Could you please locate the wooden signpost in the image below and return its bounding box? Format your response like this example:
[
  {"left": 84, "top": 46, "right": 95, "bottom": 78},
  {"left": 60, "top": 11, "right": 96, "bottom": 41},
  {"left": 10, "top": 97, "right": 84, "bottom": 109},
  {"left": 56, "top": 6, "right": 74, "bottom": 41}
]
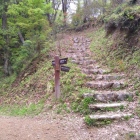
[{"left": 52, "top": 56, "right": 70, "bottom": 99}]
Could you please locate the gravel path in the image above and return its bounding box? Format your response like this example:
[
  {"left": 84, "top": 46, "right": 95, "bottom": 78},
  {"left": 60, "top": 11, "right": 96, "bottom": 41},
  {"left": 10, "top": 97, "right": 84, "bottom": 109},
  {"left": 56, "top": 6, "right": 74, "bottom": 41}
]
[
  {"left": 0, "top": 113, "right": 140, "bottom": 140},
  {"left": 0, "top": 113, "right": 93, "bottom": 140}
]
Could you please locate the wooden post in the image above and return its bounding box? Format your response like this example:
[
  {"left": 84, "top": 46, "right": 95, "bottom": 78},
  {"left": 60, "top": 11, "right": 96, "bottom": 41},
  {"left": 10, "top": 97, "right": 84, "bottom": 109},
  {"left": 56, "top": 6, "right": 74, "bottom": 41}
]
[{"left": 54, "top": 55, "right": 60, "bottom": 99}]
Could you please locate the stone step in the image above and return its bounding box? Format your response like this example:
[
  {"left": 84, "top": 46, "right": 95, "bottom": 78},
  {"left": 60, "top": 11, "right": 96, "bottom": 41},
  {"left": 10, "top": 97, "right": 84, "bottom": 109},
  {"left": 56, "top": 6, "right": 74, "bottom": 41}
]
[
  {"left": 86, "top": 73, "right": 125, "bottom": 81},
  {"left": 86, "top": 80, "right": 126, "bottom": 89},
  {"left": 71, "top": 56, "right": 90, "bottom": 61},
  {"left": 70, "top": 54, "right": 90, "bottom": 59},
  {"left": 89, "top": 112, "right": 132, "bottom": 120},
  {"left": 95, "top": 74, "right": 125, "bottom": 81},
  {"left": 72, "top": 60, "right": 96, "bottom": 66},
  {"left": 86, "top": 65, "right": 100, "bottom": 69},
  {"left": 66, "top": 50, "right": 75, "bottom": 53},
  {"left": 83, "top": 60, "right": 96, "bottom": 65},
  {"left": 83, "top": 68, "right": 111, "bottom": 75},
  {"left": 83, "top": 91, "right": 133, "bottom": 102},
  {"left": 86, "top": 64, "right": 111, "bottom": 71},
  {"left": 89, "top": 102, "right": 127, "bottom": 110}
]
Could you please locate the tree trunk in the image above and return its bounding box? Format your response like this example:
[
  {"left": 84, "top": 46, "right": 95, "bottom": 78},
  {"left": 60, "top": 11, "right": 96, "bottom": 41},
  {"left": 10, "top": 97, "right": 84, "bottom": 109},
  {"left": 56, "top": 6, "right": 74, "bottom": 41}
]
[
  {"left": 18, "top": 30, "right": 24, "bottom": 44},
  {"left": 2, "top": 6, "right": 12, "bottom": 76},
  {"left": 4, "top": 51, "right": 12, "bottom": 76},
  {"left": 62, "top": 0, "right": 68, "bottom": 26}
]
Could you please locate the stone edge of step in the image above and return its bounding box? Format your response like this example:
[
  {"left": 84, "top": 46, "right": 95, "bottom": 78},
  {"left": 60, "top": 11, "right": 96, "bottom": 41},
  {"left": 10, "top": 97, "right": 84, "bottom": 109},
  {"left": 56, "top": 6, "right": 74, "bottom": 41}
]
[
  {"left": 89, "top": 113, "right": 132, "bottom": 120},
  {"left": 89, "top": 102, "right": 127, "bottom": 109}
]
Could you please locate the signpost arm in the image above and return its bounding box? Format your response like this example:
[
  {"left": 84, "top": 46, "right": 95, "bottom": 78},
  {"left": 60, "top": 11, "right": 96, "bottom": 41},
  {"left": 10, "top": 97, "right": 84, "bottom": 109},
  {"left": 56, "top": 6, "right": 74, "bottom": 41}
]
[{"left": 55, "top": 55, "right": 60, "bottom": 99}]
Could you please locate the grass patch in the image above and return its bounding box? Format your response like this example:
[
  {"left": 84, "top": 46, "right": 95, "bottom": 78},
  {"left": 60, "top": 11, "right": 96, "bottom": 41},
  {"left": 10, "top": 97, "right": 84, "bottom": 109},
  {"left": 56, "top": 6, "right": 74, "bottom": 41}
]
[
  {"left": 71, "top": 97, "right": 95, "bottom": 115},
  {"left": 84, "top": 116, "right": 112, "bottom": 126},
  {"left": 135, "top": 106, "right": 140, "bottom": 118},
  {"left": 0, "top": 101, "right": 44, "bottom": 116},
  {"left": 89, "top": 27, "right": 127, "bottom": 72},
  {"left": 0, "top": 74, "right": 16, "bottom": 94}
]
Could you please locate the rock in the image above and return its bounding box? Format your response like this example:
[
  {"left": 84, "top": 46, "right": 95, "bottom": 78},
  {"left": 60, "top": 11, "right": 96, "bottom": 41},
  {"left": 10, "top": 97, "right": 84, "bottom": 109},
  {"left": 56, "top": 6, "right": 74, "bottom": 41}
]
[
  {"left": 82, "top": 69, "right": 90, "bottom": 74},
  {"left": 83, "top": 92, "right": 94, "bottom": 98},
  {"left": 94, "top": 94, "right": 106, "bottom": 102},
  {"left": 71, "top": 60, "right": 79, "bottom": 64},
  {"left": 83, "top": 91, "right": 133, "bottom": 102},
  {"left": 84, "top": 60, "right": 95, "bottom": 65},
  {"left": 89, "top": 113, "right": 132, "bottom": 120},
  {"left": 87, "top": 64, "right": 99, "bottom": 69},
  {"left": 89, "top": 102, "right": 127, "bottom": 109},
  {"left": 96, "top": 75, "right": 103, "bottom": 80},
  {"left": 89, "top": 69, "right": 99, "bottom": 74},
  {"left": 86, "top": 81, "right": 113, "bottom": 89},
  {"left": 112, "top": 82, "right": 124, "bottom": 89},
  {"left": 103, "top": 74, "right": 124, "bottom": 81},
  {"left": 85, "top": 38, "right": 91, "bottom": 42},
  {"left": 118, "top": 93, "right": 133, "bottom": 101},
  {"left": 73, "top": 37, "right": 79, "bottom": 43},
  {"left": 79, "top": 61, "right": 83, "bottom": 65},
  {"left": 98, "top": 69, "right": 111, "bottom": 74},
  {"left": 67, "top": 50, "right": 75, "bottom": 53},
  {"left": 73, "top": 43, "right": 79, "bottom": 46},
  {"left": 86, "top": 75, "right": 96, "bottom": 80}
]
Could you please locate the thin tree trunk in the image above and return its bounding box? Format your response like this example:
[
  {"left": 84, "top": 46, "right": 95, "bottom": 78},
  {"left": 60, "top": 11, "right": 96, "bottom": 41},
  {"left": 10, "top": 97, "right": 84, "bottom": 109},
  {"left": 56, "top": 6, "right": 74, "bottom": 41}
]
[
  {"left": 2, "top": 6, "right": 12, "bottom": 76},
  {"left": 4, "top": 50, "right": 12, "bottom": 76},
  {"left": 18, "top": 30, "right": 24, "bottom": 44},
  {"left": 62, "top": 0, "right": 68, "bottom": 26}
]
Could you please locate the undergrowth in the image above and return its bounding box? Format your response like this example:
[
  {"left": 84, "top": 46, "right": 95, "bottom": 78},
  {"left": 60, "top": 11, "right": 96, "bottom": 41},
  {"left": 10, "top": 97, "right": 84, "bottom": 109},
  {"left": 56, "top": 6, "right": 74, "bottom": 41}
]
[
  {"left": 89, "top": 27, "right": 127, "bottom": 72},
  {"left": 0, "top": 51, "right": 90, "bottom": 116},
  {"left": 0, "top": 100, "right": 44, "bottom": 116}
]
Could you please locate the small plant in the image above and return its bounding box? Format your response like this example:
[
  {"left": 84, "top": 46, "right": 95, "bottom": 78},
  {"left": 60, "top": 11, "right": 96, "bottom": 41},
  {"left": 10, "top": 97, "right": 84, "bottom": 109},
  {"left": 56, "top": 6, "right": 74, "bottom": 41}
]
[
  {"left": 135, "top": 107, "right": 140, "bottom": 118},
  {"left": 56, "top": 103, "right": 70, "bottom": 114},
  {"left": 104, "top": 107, "right": 115, "bottom": 112},
  {"left": 71, "top": 97, "right": 94, "bottom": 115},
  {"left": 135, "top": 91, "right": 140, "bottom": 96},
  {"left": 124, "top": 115, "right": 131, "bottom": 120},
  {"left": 84, "top": 116, "right": 95, "bottom": 126},
  {"left": 120, "top": 105, "right": 124, "bottom": 111},
  {"left": 129, "top": 132, "right": 135, "bottom": 138},
  {"left": 100, "top": 120, "right": 111, "bottom": 125},
  {"left": 127, "top": 96, "right": 133, "bottom": 102}
]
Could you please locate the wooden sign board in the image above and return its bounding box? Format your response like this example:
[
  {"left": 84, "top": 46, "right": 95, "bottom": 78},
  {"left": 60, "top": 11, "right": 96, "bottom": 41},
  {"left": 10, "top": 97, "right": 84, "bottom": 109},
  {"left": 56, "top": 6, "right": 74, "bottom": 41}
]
[
  {"left": 52, "top": 58, "right": 68, "bottom": 66},
  {"left": 61, "top": 66, "right": 70, "bottom": 72},
  {"left": 52, "top": 56, "right": 70, "bottom": 99}
]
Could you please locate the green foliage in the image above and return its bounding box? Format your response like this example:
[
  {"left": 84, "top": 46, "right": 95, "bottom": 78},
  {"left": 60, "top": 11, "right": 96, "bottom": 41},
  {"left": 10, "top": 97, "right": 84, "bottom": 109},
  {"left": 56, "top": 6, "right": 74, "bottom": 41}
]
[
  {"left": 56, "top": 103, "right": 70, "bottom": 114},
  {"left": 71, "top": 13, "right": 83, "bottom": 27},
  {"left": 0, "top": 73, "right": 16, "bottom": 91},
  {"left": 84, "top": 116, "right": 95, "bottom": 126},
  {"left": 89, "top": 27, "right": 129, "bottom": 72},
  {"left": 130, "top": 50, "right": 140, "bottom": 68},
  {"left": 0, "top": 0, "right": 53, "bottom": 76},
  {"left": 84, "top": 116, "right": 112, "bottom": 126},
  {"left": 0, "top": 101, "right": 44, "bottom": 116},
  {"left": 104, "top": 4, "right": 140, "bottom": 34},
  {"left": 61, "top": 63, "right": 86, "bottom": 100},
  {"left": 71, "top": 97, "right": 94, "bottom": 115},
  {"left": 135, "top": 106, "right": 140, "bottom": 118},
  {"left": 71, "top": 1, "right": 84, "bottom": 27}
]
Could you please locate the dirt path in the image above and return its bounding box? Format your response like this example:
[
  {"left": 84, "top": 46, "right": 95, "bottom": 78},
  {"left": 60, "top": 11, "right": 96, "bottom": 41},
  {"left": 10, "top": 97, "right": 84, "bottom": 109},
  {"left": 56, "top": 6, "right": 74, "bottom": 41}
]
[
  {"left": 0, "top": 113, "right": 140, "bottom": 140},
  {"left": 0, "top": 113, "right": 94, "bottom": 140}
]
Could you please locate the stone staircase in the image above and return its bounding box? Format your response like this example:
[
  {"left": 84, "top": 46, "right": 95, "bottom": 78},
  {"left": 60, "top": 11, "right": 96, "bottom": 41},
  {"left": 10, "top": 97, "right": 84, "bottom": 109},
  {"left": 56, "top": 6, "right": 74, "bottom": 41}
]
[{"left": 67, "top": 36, "right": 133, "bottom": 123}]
